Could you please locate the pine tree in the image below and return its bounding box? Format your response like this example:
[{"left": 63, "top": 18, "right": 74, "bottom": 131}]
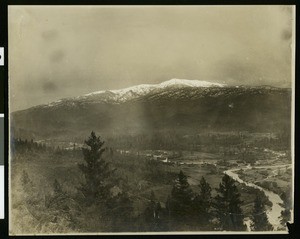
[
  {"left": 280, "top": 191, "right": 292, "bottom": 227},
  {"left": 280, "top": 209, "right": 291, "bottom": 228},
  {"left": 193, "top": 176, "right": 212, "bottom": 226},
  {"left": 143, "top": 191, "right": 162, "bottom": 231},
  {"left": 78, "top": 131, "right": 114, "bottom": 204},
  {"left": 215, "top": 174, "right": 246, "bottom": 231},
  {"left": 251, "top": 194, "right": 273, "bottom": 231},
  {"left": 106, "top": 192, "right": 134, "bottom": 232},
  {"left": 45, "top": 179, "right": 69, "bottom": 211},
  {"left": 168, "top": 170, "right": 194, "bottom": 227}
]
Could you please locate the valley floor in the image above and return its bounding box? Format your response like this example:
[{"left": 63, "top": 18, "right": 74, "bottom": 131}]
[{"left": 9, "top": 134, "right": 292, "bottom": 234}]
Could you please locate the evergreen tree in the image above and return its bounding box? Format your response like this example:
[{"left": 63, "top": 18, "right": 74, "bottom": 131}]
[
  {"left": 165, "top": 195, "right": 172, "bottom": 227},
  {"left": 168, "top": 170, "right": 194, "bottom": 227},
  {"left": 78, "top": 131, "right": 114, "bottom": 204},
  {"left": 45, "top": 179, "right": 68, "bottom": 210},
  {"left": 251, "top": 194, "right": 273, "bottom": 231},
  {"left": 106, "top": 192, "right": 134, "bottom": 232},
  {"left": 280, "top": 191, "right": 292, "bottom": 227},
  {"left": 280, "top": 209, "right": 291, "bottom": 228},
  {"left": 143, "top": 191, "right": 163, "bottom": 231},
  {"left": 193, "top": 177, "right": 212, "bottom": 226},
  {"left": 215, "top": 174, "right": 246, "bottom": 231}
]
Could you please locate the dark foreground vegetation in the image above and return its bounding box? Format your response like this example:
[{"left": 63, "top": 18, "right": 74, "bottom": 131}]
[{"left": 10, "top": 132, "right": 289, "bottom": 234}]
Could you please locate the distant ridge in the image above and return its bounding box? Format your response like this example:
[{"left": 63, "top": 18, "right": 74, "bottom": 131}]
[
  {"left": 11, "top": 78, "right": 291, "bottom": 141},
  {"left": 39, "top": 79, "right": 227, "bottom": 108},
  {"left": 85, "top": 78, "right": 226, "bottom": 97}
]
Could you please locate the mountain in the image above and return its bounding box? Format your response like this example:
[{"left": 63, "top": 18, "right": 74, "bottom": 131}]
[
  {"left": 42, "top": 79, "right": 226, "bottom": 107},
  {"left": 11, "top": 79, "right": 291, "bottom": 141}
]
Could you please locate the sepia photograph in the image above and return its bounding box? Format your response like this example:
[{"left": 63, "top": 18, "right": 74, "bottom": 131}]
[{"left": 8, "top": 5, "right": 294, "bottom": 235}]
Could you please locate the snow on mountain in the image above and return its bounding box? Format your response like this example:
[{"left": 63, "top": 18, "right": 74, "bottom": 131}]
[
  {"left": 83, "top": 79, "right": 225, "bottom": 101},
  {"left": 85, "top": 83, "right": 156, "bottom": 98},
  {"left": 42, "top": 79, "right": 226, "bottom": 107},
  {"left": 158, "top": 78, "right": 225, "bottom": 88}
]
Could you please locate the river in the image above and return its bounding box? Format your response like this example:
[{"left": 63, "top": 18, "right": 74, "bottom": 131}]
[
  {"left": 224, "top": 164, "right": 291, "bottom": 231},
  {"left": 118, "top": 149, "right": 290, "bottom": 231}
]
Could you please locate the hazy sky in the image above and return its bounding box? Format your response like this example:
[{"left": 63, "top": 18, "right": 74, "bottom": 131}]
[{"left": 9, "top": 6, "right": 294, "bottom": 111}]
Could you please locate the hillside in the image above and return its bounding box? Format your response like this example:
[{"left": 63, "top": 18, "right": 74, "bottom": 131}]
[{"left": 11, "top": 79, "right": 291, "bottom": 141}]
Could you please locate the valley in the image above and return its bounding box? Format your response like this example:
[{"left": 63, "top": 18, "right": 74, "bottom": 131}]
[
  {"left": 9, "top": 79, "right": 293, "bottom": 233},
  {"left": 10, "top": 130, "right": 292, "bottom": 233}
]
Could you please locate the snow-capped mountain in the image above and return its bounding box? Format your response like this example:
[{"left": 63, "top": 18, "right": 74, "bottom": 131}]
[
  {"left": 86, "top": 78, "right": 225, "bottom": 96},
  {"left": 79, "top": 78, "right": 226, "bottom": 104},
  {"left": 158, "top": 78, "right": 225, "bottom": 88},
  {"left": 47, "top": 79, "right": 226, "bottom": 107},
  {"left": 11, "top": 79, "right": 291, "bottom": 141}
]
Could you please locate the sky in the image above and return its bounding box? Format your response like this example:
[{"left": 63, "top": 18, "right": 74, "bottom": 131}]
[{"left": 8, "top": 6, "right": 294, "bottom": 111}]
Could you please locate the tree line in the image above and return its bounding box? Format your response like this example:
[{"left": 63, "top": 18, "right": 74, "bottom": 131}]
[
  {"left": 74, "top": 132, "right": 274, "bottom": 231},
  {"left": 17, "top": 132, "right": 279, "bottom": 232}
]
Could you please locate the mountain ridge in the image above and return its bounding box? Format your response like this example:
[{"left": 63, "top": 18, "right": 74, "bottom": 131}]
[
  {"left": 13, "top": 79, "right": 287, "bottom": 113},
  {"left": 48, "top": 78, "right": 226, "bottom": 108},
  {"left": 11, "top": 79, "right": 291, "bottom": 141},
  {"left": 84, "top": 78, "right": 226, "bottom": 96}
]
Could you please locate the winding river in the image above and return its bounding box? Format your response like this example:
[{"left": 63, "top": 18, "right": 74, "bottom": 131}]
[
  {"left": 224, "top": 164, "right": 291, "bottom": 231},
  {"left": 118, "top": 149, "right": 291, "bottom": 231}
]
